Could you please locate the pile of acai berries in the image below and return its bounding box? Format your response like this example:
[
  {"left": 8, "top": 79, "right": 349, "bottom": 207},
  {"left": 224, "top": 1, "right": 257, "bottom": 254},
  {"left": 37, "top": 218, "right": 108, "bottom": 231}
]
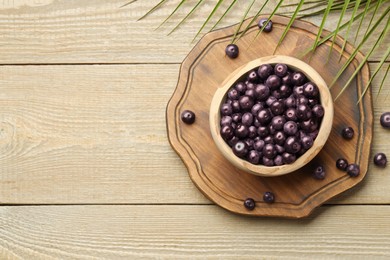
[{"left": 219, "top": 63, "right": 325, "bottom": 167}]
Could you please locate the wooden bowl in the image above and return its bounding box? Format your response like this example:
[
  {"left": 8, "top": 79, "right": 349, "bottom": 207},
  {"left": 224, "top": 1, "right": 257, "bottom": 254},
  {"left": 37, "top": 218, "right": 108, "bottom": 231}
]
[{"left": 209, "top": 55, "right": 334, "bottom": 177}]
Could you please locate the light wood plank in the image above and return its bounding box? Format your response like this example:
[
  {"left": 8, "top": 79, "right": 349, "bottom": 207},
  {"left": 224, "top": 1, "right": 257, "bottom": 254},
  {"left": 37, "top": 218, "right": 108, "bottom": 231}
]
[
  {"left": 0, "top": 0, "right": 387, "bottom": 64},
  {"left": 0, "top": 205, "right": 390, "bottom": 259},
  {"left": 0, "top": 64, "right": 388, "bottom": 205}
]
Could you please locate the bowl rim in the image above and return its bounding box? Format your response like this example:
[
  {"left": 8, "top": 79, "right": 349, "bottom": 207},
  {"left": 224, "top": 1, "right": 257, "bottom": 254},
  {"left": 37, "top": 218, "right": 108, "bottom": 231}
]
[{"left": 209, "top": 55, "right": 334, "bottom": 177}]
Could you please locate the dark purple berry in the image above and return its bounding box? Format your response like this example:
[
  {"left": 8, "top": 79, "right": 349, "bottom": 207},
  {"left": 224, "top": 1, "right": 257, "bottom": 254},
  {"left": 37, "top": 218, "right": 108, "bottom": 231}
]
[
  {"left": 275, "top": 144, "right": 285, "bottom": 154},
  {"left": 284, "top": 136, "right": 301, "bottom": 154},
  {"left": 263, "top": 135, "right": 274, "bottom": 145},
  {"left": 380, "top": 112, "right": 390, "bottom": 128},
  {"left": 233, "top": 141, "right": 248, "bottom": 158},
  {"left": 239, "top": 95, "right": 254, "bottom": 111},
  {"left": 228, "top": 88, "right": 240, "bottom": 100},
  {"left": 248, "top": 150, "right": 261, "bottom": 164},
  {"left": 254, "top": 139, "right": 265, "bottom": 152},
  {"left": 257, "top": 109, "right": 272, "bottom": 125},
  {"left": 225, "top": 44, "right": 239, "bottom": 59},
  {"left": 254, "top": 84, "right": 270, "bottom": 101},
  {"left": 282, "top": 152, "right": 296, "bottom": 164},
  {"left": 231, "top": 100, "right": 240, "bottom": 112},
  {"left": 247, "top": 70, "right": 259, "bottom": 83},
  {"left": 313, "top": 166, "right": 326, "bottom": 179},
  {"left": 235, "top": 124, "right": 249, "bottom": 139},
  {"left": 279, "top": 84, "right": 292, "bottom": 98},
  {"left": 265, "top": 75, "right": 282, "bottom": 90},
  {"left": 312, "top": 104, "right": 325, "bottom": 118},
  {"left": 271, "top": 115, "right": 286, "bottom": 130},
  {"left": 284, "top": 121, "right": 298, "bottom": 136},
  {"left": 274, "top": 131, "right": 286, "bottom": 145},
  {"left": 274, "top": 63, "right": 288, "bottom": 77},
  {"left": 220, "top": 103, "right": 233, "bottom": 116},
  {"left": 293, "top": 85, "right": 304, "bottom": 96},
  {"left": 262, "top": 157, "right": 274, "bottom": 166},
  {"left": 235, "top": 82, "right": 247, "bottom": 94},
  {"left": 301, "top": 135, "right": 314, "bottom": 150},
  {"left": 245, "top": 89, "right": 256, "bottom": 99},
  {"left": 244, "top": 138, "right": 254, "bottom": 150},
  {"left": 285, "top": 108, "right": 298, "bottom": 121},
  {"left": 231, "top": 113, "right": 242, "bottom": 123},
  {"left": 257, "top": 64, "right": 273, "bottom": 80},
  {"left": 296, "top": 95, "right": 309, "bottom": 105},
  {"left": 246, "top": 82, "right": 256, "bottom": 90},
  {"left": 220, "top": 116, "right": 233, "bottom": 126},
  {"left": 282, "top": 73, "right": 293, "bottom": 86},
  {"left": 300, "top": 118, "right": 318, "bottom": 133},
  {"left": 263, "top": 191, "right": 275, "bottom": 203},
  {"left": 220, "top": 125, "right": 234, "bottom": 140},
  {"left": 228, "top": 136, "right": 240, "bottom": 146},
  {"left": 263, "top": 144, "right": 277, "bottom": 159},
  {"left": 303, "top": 82, "right": 319, "bottom": 98},
  {"left": 258, "top": 18, "right": 273, "bottom": 32},
  {"left": 251, "top": 103, "right": 264, "bottom": 116},
  {"left": 270, "top": 101, "right": 285, "bottom": 115},
  {"left": 346, "top": 163, "right": 360, "bottom": 177},
  {"left": 248, "top": 126, "right": 257, "bottom": 139},
  {"left": 266, "top": 96, "right": 277, "bottom": 107},
  {"left": 308, "top": 98, "right": 319, "bottom": 107},
  {"left": 291, "top": 72, "right": 306, "bottom": 86},
  {"left": 181, "top": 110, "right": 196, "bottom": 124},
  {"left": 284, "top": 96, "right": 297, "bottom": 108},
  {"left": 342, "top": 127, "right": 354, "bottom": 140},
  {"left": 374, "top": 153, "right": 387, "bottom": 167},
  {"left": 244, "top": 198, "right": 255, "bottom": 210},
  {"left": 274, "top": 155, "right": 284, "bottom": 166},
  {"left": 336, "top": 158, "right": 349, "bottom": 171},
  {"left": 296, "top": 104, "right": 312, "bottom": 121},
  {"left": 241, "top": 112, "right": 254, "bottom": 126},
  {"left": 257, "top": 126, "right": 269, "bottom": 137}
]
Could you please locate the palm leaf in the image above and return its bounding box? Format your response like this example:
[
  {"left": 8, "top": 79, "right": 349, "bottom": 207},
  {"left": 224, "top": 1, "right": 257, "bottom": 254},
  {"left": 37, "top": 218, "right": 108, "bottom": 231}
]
[
  {"left": 306, "top": 0, "right": 334, "bottom": 59},
  {"left": 231, "top": 0, "right": 256, "bottom": 43},
  {"left": 192, "top": 0, "right": 224, "bottom": 42},
  {"left": 137, "top": 0, "right": 168, "bottom": 21},
  {"left": 209, "top": 0, "right": 238, "bottom": 32},
  {"left": 376, "top": 63, "right": 390, "bottom": 99},
  {"left": 274, "top": 0, "right": 306, "bottom": 54},
  {"left": 326, "top": 0, "right": 350, "bottom": 63},
  {"left": 300, "top": 2, "right": 377, "bottom": 58},
  {"left": 168, "top": 0, "right": 206, "bottom": 36},
  {"left": 335, "top": 16, "right": 389, "bottom": 100},
  {"left": 338, "top": 0, "right": 362, "bottom": 61},
  {"left": 157, "top": 0, "right": 187, "bottom": 29},
  {"left": 330, "top": 6, "right": 389, "bottom": 89},
  {"left": 363, "top": 0, "right": 383, "bottom": 39},
  {"left": 251, "top": 0, "right": 285, "bottom": 42},
  {"left": 357, "top": 43, "right": 390, "bottom": 103},
  {"left": 234, "top": 0, "right": 270, "bottom": 43},
  {"left": 120, "top": 0, "right": 138, "bottom": 8},
  {"left": 353, "top": 0, "right": 372, "bottom": 44}
]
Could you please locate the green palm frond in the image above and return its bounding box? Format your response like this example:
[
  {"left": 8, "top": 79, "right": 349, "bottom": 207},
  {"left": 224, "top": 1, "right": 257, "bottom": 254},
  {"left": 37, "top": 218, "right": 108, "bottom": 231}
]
[
  {"left": 231, "top": 0, "right": 256, "bottom": 43},
  {"left": 125, "top": 0, "right": 390, "bottom": 100},
  {"left": 274, "top": 0, "right": 306, "bottom": 54},
  {"left": 326, "top": 0, "right": 350, "bottom": 63}
]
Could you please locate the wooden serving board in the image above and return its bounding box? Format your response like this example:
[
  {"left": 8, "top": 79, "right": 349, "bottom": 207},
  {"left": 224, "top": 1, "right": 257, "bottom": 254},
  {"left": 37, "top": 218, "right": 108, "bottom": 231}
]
[{"left": 166, "top": 15, "right": 372, "bottom": 218}]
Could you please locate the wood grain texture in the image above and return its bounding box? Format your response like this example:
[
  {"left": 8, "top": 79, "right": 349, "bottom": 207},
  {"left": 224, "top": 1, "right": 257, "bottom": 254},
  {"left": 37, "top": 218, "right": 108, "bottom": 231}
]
[
  {"left": 167, "top": 15, "right": 373, "bottom": 218},
  {"left": 0, "top": 205, "right": 390, "bottom": 259},
  {"left": 0, "top": 64, "right": 207, "bottom": 204},
  {"left": 0, "top": 64, "right": 388, "bottom": 205},
  {"left": 0, "top": 0, "right": 388, "bottom": 64}
]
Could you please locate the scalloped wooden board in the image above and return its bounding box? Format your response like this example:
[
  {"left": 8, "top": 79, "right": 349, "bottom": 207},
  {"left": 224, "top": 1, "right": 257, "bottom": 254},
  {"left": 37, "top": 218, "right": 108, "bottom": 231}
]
[{"left": 166, "top": 15, "right": 372, "bottom": 218}]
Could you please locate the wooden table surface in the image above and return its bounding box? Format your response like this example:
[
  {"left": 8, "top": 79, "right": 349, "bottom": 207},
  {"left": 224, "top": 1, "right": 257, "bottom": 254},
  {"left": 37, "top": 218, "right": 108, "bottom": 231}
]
[{"left": 0, "top": 0, "right": 389, "bottom": 258}]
